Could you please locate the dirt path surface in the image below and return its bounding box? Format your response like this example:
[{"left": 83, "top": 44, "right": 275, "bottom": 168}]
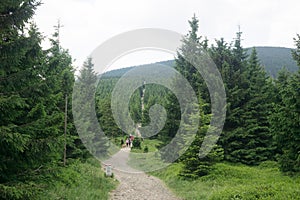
[{"left": 104, "top": 148, "right": 180, "bottom": 200}]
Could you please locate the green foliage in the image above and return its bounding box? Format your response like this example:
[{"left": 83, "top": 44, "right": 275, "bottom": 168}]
[
  {"left": 0, "top": 158, "right": 117, "bottom": 200},
  {"left": 37, "top": 159, "right": 117, "bottom": 200},
  {"left": 132, "top": 137, "right": 142, "bottom": 149},
  {"left": 0, "top": 0, "right": 41, "bottom": 31},
  {"left": 73, "top": 58, "right": 111, "bottom": 159},
  {"left": 268, "top": 35, "right": 300, "bottom": 173},
  {"left": 257, "top": 161, "right": 279, "bottom": 169},
  {"left": 96, "top": 78, "right": 125, "bottom": 138},
  {"left": 101, "top": 60, "right": 175, "bottom": 78},
  {"left": 171, "top": 15, "right": 224, "bottom": 178},
  {"left": 0, "top": 181, "right": 40, "bottom": 200},
  {"left": 180, "top": 142, "right": 224, "bottom": 178},
  {"left": 143, "top": 145, "right": 149, "bottom": 153},
  {"left": 270, "top": 68, "right": 300, "bottom": 173},
  {"left": 130, "top": 138, "right": 162, "bottom": 153},
  {"left": 0, "top": 0, "right": 75, "bottom": 189},
  {"left": 96, "top": 38, "right": 299, "bottom": 173},
  {"left": 215, "top": 36, "right": 275, "bottom": 165},
  {"left": 292, "top": 34, "right": 300, "bottom": 67},
  {"left": 96, "top": 97, "right": 122, "bottom": 137},
  {"left": 2, "top": 3, "right": 300, "bottom": 197},
  {"left": 151, "top": 162, "right": 300, "bottom": 200},
  {"left": 153, "top": 87, "right": 180, "bottom": 143}
]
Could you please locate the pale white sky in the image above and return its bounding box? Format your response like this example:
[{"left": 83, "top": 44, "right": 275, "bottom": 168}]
[{"left": 34, "top": 0, "right": 300, "bottom": 71}]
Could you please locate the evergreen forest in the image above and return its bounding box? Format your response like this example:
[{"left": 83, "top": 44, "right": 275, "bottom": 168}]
[{"left": 1, "top": 1, "right": 300, "bottom": 199}]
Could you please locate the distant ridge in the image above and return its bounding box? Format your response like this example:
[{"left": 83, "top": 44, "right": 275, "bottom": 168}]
[
  {"left": 101, "top": 60, "right": 175, "bottom": 78},
  {"left": 101, "top": 47, "right": 298, "bottom": 78},
  {"left": 246, "top": 46, "right": 298, "bottom": 77}
]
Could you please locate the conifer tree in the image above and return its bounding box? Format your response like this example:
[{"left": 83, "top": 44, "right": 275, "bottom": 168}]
[
  {"left": 73, "top": 58, "right": 110, "bottom": 159},
  {"left": 167, "top": 15, "right": 224, "bottom": 177},
  {"left": 232, "top": 48, "right": 274, "bottom": 164},
  {"left": 210, "top": 35, "right": 246, "bottom": 163},
  {"left": 44, "top": 22, "right": 75, "bottom": 164},
  {"left": 220, "top": 39, "right": 275, "bottom": 164}
]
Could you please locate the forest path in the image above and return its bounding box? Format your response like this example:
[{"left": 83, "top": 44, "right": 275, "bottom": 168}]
[
  {"left": 106, "top": 148, "right": 180, "bottom": 200},
  {"left": 107, "top": 81, "right": 179, "bottom": 199}
]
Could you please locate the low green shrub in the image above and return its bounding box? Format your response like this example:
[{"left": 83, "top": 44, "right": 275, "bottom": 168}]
[
  {"left": 258, "top": 161, "right": 279, "bottom": 169},
  {"left": 144, "top": 145, "right": 149, "bottom": 153},
  {"left": 132, "top": 138, "right": 142, "bottom": 149}
]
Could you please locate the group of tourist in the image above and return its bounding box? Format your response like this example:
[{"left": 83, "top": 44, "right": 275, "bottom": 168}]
[{"left": 121, "top": 134, "right": 134, "bottom": 148}]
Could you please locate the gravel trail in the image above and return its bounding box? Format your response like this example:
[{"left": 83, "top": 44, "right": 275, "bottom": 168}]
[{"left": 104, "top": 148, "right": 180, "bottom": 200}]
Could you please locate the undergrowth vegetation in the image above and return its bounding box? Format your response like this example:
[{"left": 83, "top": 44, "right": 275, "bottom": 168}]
[
  {"left": 37, "top": 158, "right": 117, "bottom": 200},
  {"left": 151, "top": 162, "right": 300, "bottom": 200}
]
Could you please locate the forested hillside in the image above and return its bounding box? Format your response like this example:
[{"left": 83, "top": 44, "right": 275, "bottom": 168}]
[
  {"left": 102, "top": 47, "right": 297, "bottom": 78},
  {"left": 247, "top": 46, "right": 298, "bottom": 77},
  {"left": 102, "top": 60, "right": 175, "bottom": 78}
]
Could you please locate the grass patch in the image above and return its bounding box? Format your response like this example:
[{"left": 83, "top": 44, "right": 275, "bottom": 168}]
[
  {"left": 150, "top": 161, "right": 300, "bottom": 200},
  {"left": 38, "top": 158, "right": 118, "bottom": 200},
  {"left": 130, "top": 138, "right": 162, "bottom": 153},
  {"left": 128, "top": 138, "right": 168, "bottom": 171}
]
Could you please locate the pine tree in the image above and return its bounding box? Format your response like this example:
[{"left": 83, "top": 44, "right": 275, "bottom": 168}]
[
  {"left": 73, "top": 58, "right": 110, "bottom": 159},
  {"left": 44, "top": 22, "right": 75, "bottom": 164},
  {"left": 164, "top": 15, "right": 224, "bottom": 177},
  {"left": 220, "top": 39, "right": 275, "bottom": 165},
  {"left": 210, "top": 35, "right": 244, "bottom": 163},
  {"left": 0, "top": 23, "right": 48, "bottom": 182},
  {"left": 231, "top": 48, "right": 274, "bottom": 164},
  {"left": 96, "top": 97, "right": 122, "bottom": 138}
]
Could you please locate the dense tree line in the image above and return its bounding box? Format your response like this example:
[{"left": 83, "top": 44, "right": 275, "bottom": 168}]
[{"left": 0, "top": 1, "right": 87, "bottom": 198}]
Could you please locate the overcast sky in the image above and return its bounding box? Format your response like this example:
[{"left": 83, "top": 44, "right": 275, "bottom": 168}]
[{"left": 34, "top": 0, "right": 300, "bottom": 71}]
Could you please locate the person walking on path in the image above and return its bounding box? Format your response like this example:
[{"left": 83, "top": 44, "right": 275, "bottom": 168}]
[
  {"left": 128, "top": 137, "right": 131, "bottom": 148},
  {"left": 126, "top": 138, "right": 129, "bottom": 147}
]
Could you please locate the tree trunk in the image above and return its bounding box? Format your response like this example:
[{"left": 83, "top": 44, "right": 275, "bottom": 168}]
[{"left": 63, "top": 94, "right": 68, "bottom": 166}]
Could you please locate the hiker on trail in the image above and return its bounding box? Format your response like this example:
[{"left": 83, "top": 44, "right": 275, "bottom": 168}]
[
  {"left": 128, "top": 137, "right": 131, "bottom": 148},
  {"left": 129, "top": 135, "right": 134, "bottom": 148},
  {"left": 126, "top": 138, "right": 129, "bottom": 147},
  {"left": 130, "top": 135, "right": 134, "bottom": 141}
]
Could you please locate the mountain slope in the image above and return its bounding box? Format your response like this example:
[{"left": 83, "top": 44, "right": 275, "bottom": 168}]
[
  {"left": 247, "top": 47, "right": 298, "bottom": 77},
  {"left": 102, "top": 47, "right": 298, "bottom": 78}
]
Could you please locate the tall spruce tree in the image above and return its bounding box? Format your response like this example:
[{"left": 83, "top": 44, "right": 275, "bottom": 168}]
[
  {"left": 219, "top": 35, "right": 275, "bottom": 164},
  {"left": 234, "top": 48, "right": 274, "bottom": 164},
  {"left": 167, "top": 15, "right": 224, "bottom": 178},
  {"left": 44, "top": 22, "right": 75, "bottom": 165},
  {"left": 73, "top": 58, "right": 110, "bottom": 159},
  {"left": 210, "top": 35, "right": 245, "bottom": 163}
]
